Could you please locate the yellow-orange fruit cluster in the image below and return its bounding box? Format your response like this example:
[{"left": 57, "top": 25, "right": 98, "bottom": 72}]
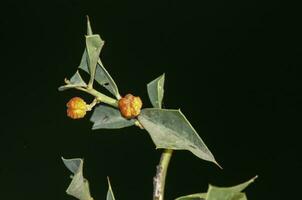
[
  {"left": 118, "top": 94, "right": 143, "bottom": 119},
  {"left": 66, "top": 97, "right": 87, "bottom": 119}
]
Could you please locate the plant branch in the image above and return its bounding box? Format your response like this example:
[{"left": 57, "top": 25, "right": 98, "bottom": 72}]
[
  {"left": 64, "top": 80, "right": 146, "bottom": 128},
  {"left": 153, "top": 149, "right": 173, "bottom": 200},
  {"left": 81, "top": 87, "right": 118, "bottom": 107},
  {"left": 64, "top": 79, "right": 118, "bottom": 107}
]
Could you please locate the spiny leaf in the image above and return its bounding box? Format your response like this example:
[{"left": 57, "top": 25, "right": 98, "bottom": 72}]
[
  {"left": 175, "top": 176, "right": 257, "bottom": 200},
  {"left": 95, "top": 60, "right": 121, "bottom": 99},
  {"left": 62, "top": 157, "right": 82, "bottom": 173},
  {"left": 231, "top": 193, "right": 247, "bottom": 200},
  {"left": 58, "top": 71, "right": 87, "bottom": 91},
  {"left": 147, "top": 73, "right": 165, "bottom": 108},
  {"left": 175, "top": 193, "right": 207, "bottom": 200},
  {"left": 77, "top": 18, "right": 120, "bottom": 99},
  {"left": 78, "top": 49, "right": 120, "bottom": 99},
  {"left": 62, "top": 157, "right": 93, "bottom": 200},
  {"left": 85, "top": 34, "right": 104, "bottom": 83},
  {"left": 69, "top": 71, "right": 87, "bottom": 86},
  {"left": 138, "top": 108, "right": 220, "bottom": 167},
  {"left": 90, "top": 105, "right": 135, "bottom": 129},
  {"left": 206, "top": 176, "right": 257, "bottom": 200},
  {"left": 175, "top": 193, "right": 247, "bottom": 200},
  {"left": 106, "top": 177, "right": 116, "bottom": 200}
]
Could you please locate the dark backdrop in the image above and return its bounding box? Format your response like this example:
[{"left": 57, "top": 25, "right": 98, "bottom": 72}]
[{"left": 1, "top": 0, "right": 301, "bottom": 199}]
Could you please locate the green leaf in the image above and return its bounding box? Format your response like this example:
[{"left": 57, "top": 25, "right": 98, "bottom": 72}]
[
  {"left": 79, "top": 48, "right": 89, "bottom": 71},
  {"left": 147, "top": 73, "right": 165, "bottom": 108},
  {"left": 85, "top": 34, "right": 104, "bottom": 82},
  {"left": 138, "top": 108, "right": 220, "bottom": 167},
  {"left": 79, "top": 49, "right": 120, "bottom": 99},
  {"left": 206, "top": 176, "right": 257, "bottom": 200},
  {"left": 106, "top": 178, "right": 116, "bottom": 200},
  {"left": 175, "top": 176, "right": 257, "bottom": 200},
  {"left": 175, "top": 193, "right": 247, "bottom": 200},
  {"left": 58, "top": 71, "right": 87, "bottom": 91},
  {"left": 77, "top": 18, "right": 120, "bottom": 98},
  {"left": 231, "top": 193, "right": 247, "bottom": 200},
  {"left": 175, "top": 193, "right": 207, "bottom": 200},
  {"left": 62, "top": 157, "right": 93, "bottom": 200},
  {"left": 90, "top": 105, "right": 135, "bottom": 129},
  {"left": 95, "top": 60, "right": 121, "bottom": 99}
]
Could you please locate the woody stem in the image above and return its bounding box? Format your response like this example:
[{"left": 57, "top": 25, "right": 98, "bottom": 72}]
[{"left": 153, "top": 149, "right": 173, "bottom": 200}]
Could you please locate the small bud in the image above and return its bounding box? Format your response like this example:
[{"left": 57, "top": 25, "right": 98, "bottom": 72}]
[
  {"left": 66, "top": 97, "right": 88, "bottom": 119},
  {"left": 118, "top": 94, "right": 143, "bottom": 119}
]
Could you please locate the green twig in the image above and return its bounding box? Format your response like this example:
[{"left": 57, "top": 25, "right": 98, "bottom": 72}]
[
  {"left": 78, "top": 87, "right": 118, "bottom": 108},
  {"left": 153, "top": 149, "right": 173, "bottom": 200},
  {"left": 64, "top": 79, "right": 118, "bottom": 107}
]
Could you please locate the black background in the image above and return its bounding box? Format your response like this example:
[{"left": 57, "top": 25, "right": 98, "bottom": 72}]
[{"left": 1, "top": 0, "right": 301, "bottom": 199}]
